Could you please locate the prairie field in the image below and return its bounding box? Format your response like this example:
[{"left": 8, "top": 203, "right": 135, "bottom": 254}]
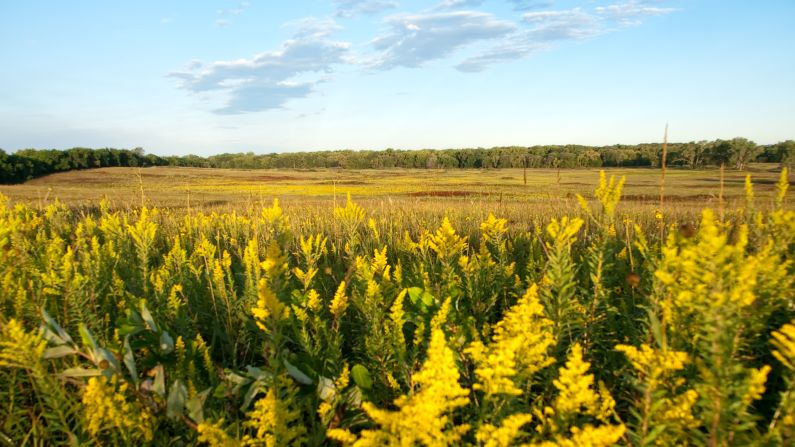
[{"left": 1, "top": 165, "right": 794, "bottom": 446}]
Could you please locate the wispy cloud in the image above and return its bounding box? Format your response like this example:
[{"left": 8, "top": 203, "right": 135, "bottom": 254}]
[
  {"left": 458, "top": 0, "right": 675, "bottom": 72},
  {"left": 508, "top": 1, "right": 555, "bottom": 11},
  {"left": 215, "top": 1, "right": 251, "bottom": 27},
  {"left": 435, "top": 0, "right": 485, "bottom": 10},
  {"left": 170, "top": 20, "right": 349, "bottom": 114},
  {"left": 368, "top": 11, "right": 515, "bottom": 69},
  {"left": 334, "top": 0, "right": 398, "bottom": 18},
  {"left": 596, "top": 0, "right": 677, "bottom": 27}
]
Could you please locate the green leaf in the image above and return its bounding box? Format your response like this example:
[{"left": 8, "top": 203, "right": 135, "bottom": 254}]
[
  {"left": 160, "top": 331, "right": 174, "bottom": 354},
  {"left": 186, "top": 388, "right": 211, "bottom": 423},
  {"left": 152, "top": 364, "right": 166, "bottom": 397},
  {"left": 43, "top": 345, "right": 77, "bottom": 359},
  {"left": 41, "top": 309, "right": 73, "bottom": 345},
  {"left": 284, "top": 358, "right": 312, "bottom": 385},
  {"left": 94, "top": 348, "right": 120, "bottom": 371},
  {"left": 167, "top": 380, "right": 187, "bottom": 420},
  {"left": 351, "top": 364, "right": 372, "bottom": 390},
  {"left": 140, "top": 302, "right": 158, "bottom": 333},
  {"left": 123, "top": 335, "right": 138, "bottom": 386},
  {"left": 407, "top": 287, "right": 434, "bottom": 307},
  {"left": 78, "top": 324, "right": 98, "bottom": 359},
  {"left": 317, "top": 376, "right": 336, "bottom": 401},
  {"left": 60, "top": 368, "right": 103, "bottom": 378}
]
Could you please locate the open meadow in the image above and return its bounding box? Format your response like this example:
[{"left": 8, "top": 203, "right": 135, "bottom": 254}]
[{"left": 1, "top": 165, "right": 794, "bottom": 446}]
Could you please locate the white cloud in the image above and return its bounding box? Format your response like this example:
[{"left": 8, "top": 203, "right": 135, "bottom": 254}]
[
  {"left": 215, "top": 1, "right": 251, "bottom": 27},
  {"left": 458, "top": 1, "right": 675, "bottom": 72},
  {"left": 596, "top": 0, "right": 677, "bottom": 27},
  {"left": 435, "top": 0, "right": 485, "bottom": 10},
  {"left": 170, "top": 22, "right": 349, "bottom": 114},
  {"left": 334, "top": 0, "right": 398, "bottom": 18},
  {"left": 368, "top": 11, "right": 515, "bottom": 69},
  {"left": 508, "top": 1, "right": 555, "bottom": 11}
]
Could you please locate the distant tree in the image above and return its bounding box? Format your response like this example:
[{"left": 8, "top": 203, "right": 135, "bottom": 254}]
[
  {"left": 676, "top": 141, "right": 710, "bottom": 169},
  {"left": 726, "top": 137, "right": 759, "bottom": 170},
  {"left": 775, "top": 140, "right": 795, "bottom": 170}
]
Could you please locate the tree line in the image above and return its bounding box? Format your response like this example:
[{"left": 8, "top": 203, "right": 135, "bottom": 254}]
[{"left": 1, "top": 138, "right": 793, "bottom": 184}]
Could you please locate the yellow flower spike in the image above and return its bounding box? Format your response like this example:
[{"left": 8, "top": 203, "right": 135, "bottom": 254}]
[
  {"left": 772, "top": 319, "right": 795, "bottom": 370},
  {"left": 197, "top": 419, "right": 239, "bottom": 447},
  {"left": 553, "top": 343, "right": 600, "bottom": 417},
  {"left": 246, "top": 376, "right": 306, "bottom": 447},
  {"left": 480, "top": 213, "right": 508, "bottom": 243},
  {"left": 367, "top": 217, "right": 380, "bottom": 239},
  {"left": 371, "top": 246, "right": 388, "bottom": 275},
  {"left": 428, "top": 216, "right": 467, "bottom": 259},
  {"left": 742, "top": 365, "right": 771, "bottom": 406},
  {"left": 466, "top": 284, "right": 555, "bottom": 397},
  {"left": 546, "top": 216, "right": 584, "bottom": 247},
  {"left": 306, "top": 289, "right": 321, "bottom": 312},
  {"left": 82, "top": 376, "right": 153, "bottom": 441},
  {"left": 475, "top": 413, "right": 533, "bottom": 447},
  {"left": 431, "top": 297, "right": 452, "bottom": 331},
  {"left": 334, "top": 193, "right": 365, "bottom": 229},
  {"left": 347, "top": 327, "right": 470, "bottom": 446},
  {"left": 335, "top": 363, "right": 350, "bottom": 390},
  {"left": 330, "top": 281, "right": 349, "bottom": 320},
  {"left": 775, "top": 167, "right": 789, "bottom": 208},
  {"left": 594, "top": 171, "right": 626, "bottom": 218}
]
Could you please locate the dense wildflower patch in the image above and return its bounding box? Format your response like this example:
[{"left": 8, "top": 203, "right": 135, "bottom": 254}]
[{"left": 0, "top": 170, "right": 793, "bottom": 445}]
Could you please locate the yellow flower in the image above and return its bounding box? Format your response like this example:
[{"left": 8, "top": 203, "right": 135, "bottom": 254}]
[
  {"left": 742, "top": 365, "right": 771, "bottom": 405},
  {"left": 327, "top": 428, "right": 357, "bottom": 444},
  {"left": 428, "top": 217, "right": 467, "bottom": 259},
  {"left": 246, "top": 376, "right": 306, "bottom": 447},
  {"left": 615, "top": 343, "right": 688, "bottom": 387},
  {"left": 334, "top": 193, "right": 365, "bottom": 230},
  {"left": 197, "top": 419, "right": 239, "bottom": 447},
  {"left": 546, "top": 216, "right": 584, "bottom": 247},
  {"left": 330, "top": 281, "right": 349, "bottom": 320},
  {"left": 480, "top": 213, "right": 508, "bottom": 243},
  {"left": 772, "top": 319, "right": 795, "bottom": 370},
  {"left": 530, "top": 424, "right": 626, "bottom": 447},
  {"left": 475, "top": 413, "right": 533, "bottom": 447},
  {"left": 595, "top": 171, "right": 626, "bottom": 218},
  {"left": 660, "top": 389, "right": 699, "bottom": 429},
  {"left": 553, "top": 344, "right": 599, "bottom": 417},
  {"left": 0, "top": 320, "right": 46, "bottom": 368},
  {"left": 344, "top": 327, "right": 470, "bottom": 446},
  {"left": 306, "top": 289, "right": 321, "bottom": 312},
  {"left": 466, "top": 284, "right": 555, "bottom": 396},
  {"left": 82, "top": 376, "right": 153, "bottom": 441},
  {"left": 335, "top": 363, "right": 350, "bottom": 390},
  {"left": 317, "top": 401, "right": 333, "bottom": 421},
  {"left": 252, "top": 278, "right": 284, "bottom": 333}
]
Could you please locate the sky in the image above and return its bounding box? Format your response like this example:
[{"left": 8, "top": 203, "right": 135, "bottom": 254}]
[{"left": 1, "top": 0, "right": 793, "bottom": 155}]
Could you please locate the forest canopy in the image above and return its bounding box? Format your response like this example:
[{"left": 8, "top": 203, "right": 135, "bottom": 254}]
[{"left": 1, "top": 138, "right": 793, "bottom": 184}]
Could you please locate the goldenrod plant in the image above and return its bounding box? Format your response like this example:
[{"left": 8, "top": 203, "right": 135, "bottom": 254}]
[{"left": 0, "top": 169, "right": 793, "bottom": 446}]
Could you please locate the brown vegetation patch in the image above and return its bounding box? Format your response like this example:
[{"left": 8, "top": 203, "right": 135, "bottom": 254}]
[
  {"left": 238, "top": 175, "right": 301, "bottom": 182},
  {"left": 622, "top": 194, "right": 718, "bottom": 202},
  {"left": 407, "top": 190, "right": 486, "bottom": 197}
]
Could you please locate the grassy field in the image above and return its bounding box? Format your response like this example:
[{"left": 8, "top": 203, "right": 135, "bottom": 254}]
[
  {"left": 1, "top": 163, "right": 790, "bottom": 214},
  {"left": 1, "top": 164, "right": 794, "bottom": 446}
]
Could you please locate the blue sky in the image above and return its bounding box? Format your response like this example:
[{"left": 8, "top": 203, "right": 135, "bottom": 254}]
[{"left": 1, "top": 0, "right": 793, "bottom": 155}]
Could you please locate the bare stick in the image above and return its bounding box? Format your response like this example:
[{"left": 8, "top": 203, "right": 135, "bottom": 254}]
[
  {"left": 660, "top": 123, "right": 668, "bottom": 242},
  {"left": 719, "top": 163, "right": 725, "bottom": 221}
]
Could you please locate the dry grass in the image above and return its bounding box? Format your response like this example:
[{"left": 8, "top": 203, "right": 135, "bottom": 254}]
[{"left": 0, "top": 165, "right": 789, "bottom": 222}]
